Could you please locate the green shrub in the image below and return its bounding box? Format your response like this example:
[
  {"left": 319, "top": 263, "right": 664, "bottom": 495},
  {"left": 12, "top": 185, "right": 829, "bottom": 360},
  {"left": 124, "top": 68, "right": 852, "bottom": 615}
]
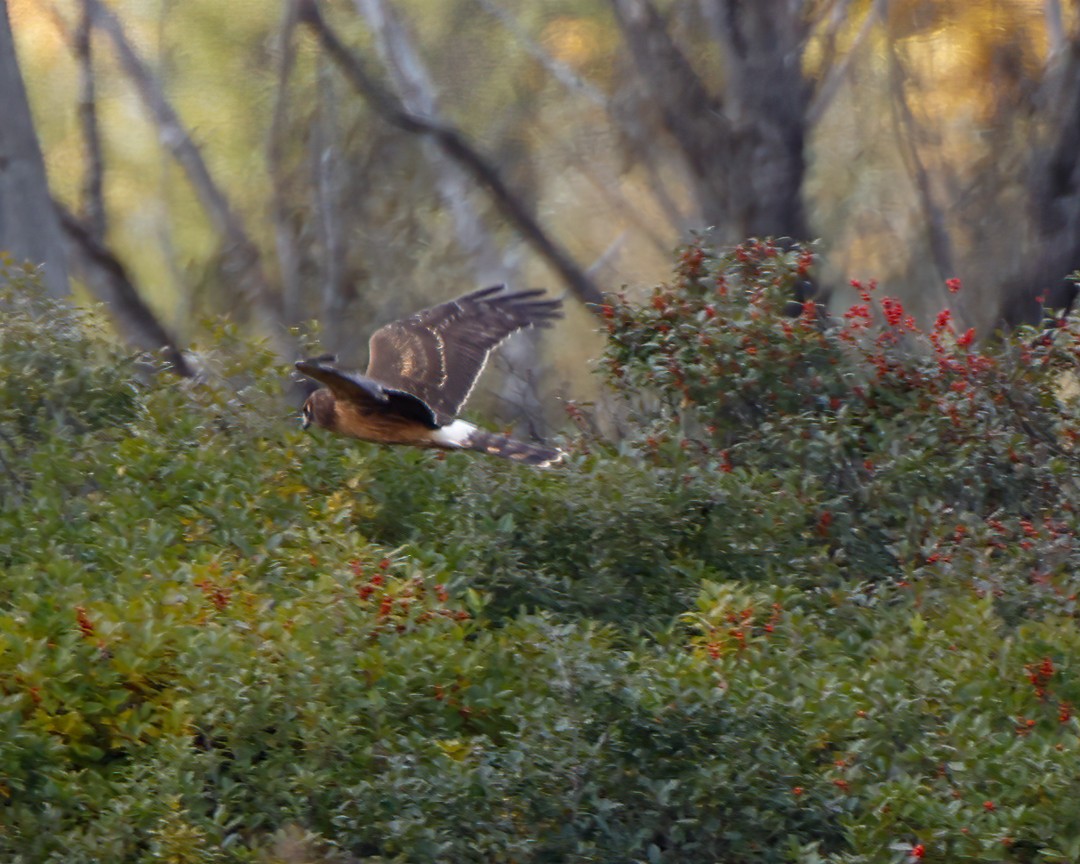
[
  {"left": 600, "top": 237, "right": 1080, "bottom": 594},
  {"left": 0, "top": 263, "right": 138, "bottom": 517},
  {"left": 5, "top": 248, "right": 1080, "bottom": 863},
  {"left": 359, "top": 448, "right": 709, "bottom": 627}
]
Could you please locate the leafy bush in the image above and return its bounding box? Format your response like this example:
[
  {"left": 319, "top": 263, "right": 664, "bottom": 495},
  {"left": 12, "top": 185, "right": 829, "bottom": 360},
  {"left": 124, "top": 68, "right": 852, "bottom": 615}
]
[
  {"left": 600, "top": 238, "right": 1080, "bottom": 594},
  {"left": 4, "top": 249, "right": 1080, "bottom": 864},
  {"left": 359, "top": 448, "right": 709, "bottom": 627},
  {"left": 0, "top": 267, "right": 834, "bottom": 862}
]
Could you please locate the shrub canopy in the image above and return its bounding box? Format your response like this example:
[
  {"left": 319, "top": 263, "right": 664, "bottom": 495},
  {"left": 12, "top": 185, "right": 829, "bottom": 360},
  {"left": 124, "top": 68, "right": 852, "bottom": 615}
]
[{"left": 3, "top": 248, "right": 1080, "bottom": 863}]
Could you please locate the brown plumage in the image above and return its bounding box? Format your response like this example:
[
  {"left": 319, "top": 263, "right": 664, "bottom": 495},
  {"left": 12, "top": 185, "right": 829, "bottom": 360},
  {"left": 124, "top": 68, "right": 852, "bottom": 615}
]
[{"left": 295, "top": 286, "right": 563, "bottom": 467}]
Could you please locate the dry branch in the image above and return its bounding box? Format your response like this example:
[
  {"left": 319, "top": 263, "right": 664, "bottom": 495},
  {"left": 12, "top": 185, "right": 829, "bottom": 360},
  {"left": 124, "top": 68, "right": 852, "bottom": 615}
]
[
  {"left": 355, "top": 0, "right": 511, "bottom": 282},
  {"left": 56, "top": 202, "right": 193, "bottom": 377},
  {"left": 476, "top": 0, "right": 686, "bottom": 241},
  {"left": 267, "top": 1, "right": 304, "bottom": 327},
  {"left": 312, "top": 59, "right": 350, "bottom": 351},
  {"left": 297, "top": 0, "right": 603, "bottom": 308},
  {"left": 806, "top": 0, "right": 884, "bottom": 127},
  {"left": 1045, "top": 0, "right": 1067, "bottom": 58},
  {"left": 613, "top": 0, "right": 727, "bottom": 225},
  {"left": 615, "top": 0, "right": 812, "bottom": 245},
  {"left": 74, "top": 0, "right": 106, "bottom": 240},
  {"left": 37, "top": 2, "right": 190, "bottom": 374},
  {"left": 84, "top": 0, "right": 285, "bottom": 340}
]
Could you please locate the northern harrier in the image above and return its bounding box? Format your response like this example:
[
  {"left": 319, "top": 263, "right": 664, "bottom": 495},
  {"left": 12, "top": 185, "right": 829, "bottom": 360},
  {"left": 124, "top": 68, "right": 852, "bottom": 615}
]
[{"left": 295, "top": 286, "right": 563, "bottom": 467}]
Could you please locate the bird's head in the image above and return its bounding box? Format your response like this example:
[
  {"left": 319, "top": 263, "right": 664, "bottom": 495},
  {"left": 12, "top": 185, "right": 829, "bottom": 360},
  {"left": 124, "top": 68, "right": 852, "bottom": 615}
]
[{"left": 301, "top": 389, "right": 337, "bottom": 431}]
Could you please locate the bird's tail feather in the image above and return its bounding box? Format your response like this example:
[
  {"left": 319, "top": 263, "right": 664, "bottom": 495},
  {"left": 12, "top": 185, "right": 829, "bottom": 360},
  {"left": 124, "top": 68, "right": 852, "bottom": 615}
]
[{"left": 463, "top": 429, "right": 564, "bottom": 468}]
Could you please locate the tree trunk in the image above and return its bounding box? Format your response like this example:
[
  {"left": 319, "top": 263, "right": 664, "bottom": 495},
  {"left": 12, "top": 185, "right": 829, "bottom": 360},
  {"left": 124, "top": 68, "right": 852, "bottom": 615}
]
[
  {"left": 612, "top": 0, "right": 812, "bottom": 242},
  {"left": 0, "top": 0, "right": 70, "bottom": 297},
  {"left": 998, "top": 32, "right": 1080, "bottom": 325}
]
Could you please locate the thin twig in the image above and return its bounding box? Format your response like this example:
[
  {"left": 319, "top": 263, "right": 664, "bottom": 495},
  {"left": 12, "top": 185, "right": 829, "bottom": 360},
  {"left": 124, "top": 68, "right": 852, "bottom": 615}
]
[
  {"left": 472, "top": 0, "right": 680, "bottom": 250},
  {"left": 477, "top": 0, "right": 687, "bottom": 230},
  {"left": 475, "top": 0, "right": 608, "bottom": 107}
]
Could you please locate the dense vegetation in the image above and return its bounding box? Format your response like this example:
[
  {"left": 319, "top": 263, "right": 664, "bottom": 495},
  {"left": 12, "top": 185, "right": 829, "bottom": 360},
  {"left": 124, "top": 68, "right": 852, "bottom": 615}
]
[{"left": 3, "top": 243, "right": 1080, "bottom": 863}]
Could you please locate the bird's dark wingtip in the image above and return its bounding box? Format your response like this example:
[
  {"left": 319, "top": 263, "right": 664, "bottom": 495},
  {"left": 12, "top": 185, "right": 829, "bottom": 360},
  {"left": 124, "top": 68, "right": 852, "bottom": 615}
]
[
  {"left": 467, "top": 285, "right": 506, "bottom": 301},
  {"left": 296, "top": 354, "right": 338, "bottom": 372}
]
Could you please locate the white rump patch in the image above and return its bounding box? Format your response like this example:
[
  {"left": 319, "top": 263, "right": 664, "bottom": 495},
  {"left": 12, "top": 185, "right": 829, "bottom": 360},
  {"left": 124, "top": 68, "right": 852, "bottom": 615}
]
[{"left": 431, "top": 419, "right": 477, "bottom": 448}]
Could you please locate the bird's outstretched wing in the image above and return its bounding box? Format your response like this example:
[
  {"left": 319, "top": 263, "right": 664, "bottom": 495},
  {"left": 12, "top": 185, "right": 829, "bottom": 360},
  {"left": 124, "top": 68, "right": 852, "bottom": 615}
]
[
  {"left": 295, "top": 358, "right": 439, "bottom": 429},
  {"left": 365, "top": 286, "right": 562, "bottom": 425}
]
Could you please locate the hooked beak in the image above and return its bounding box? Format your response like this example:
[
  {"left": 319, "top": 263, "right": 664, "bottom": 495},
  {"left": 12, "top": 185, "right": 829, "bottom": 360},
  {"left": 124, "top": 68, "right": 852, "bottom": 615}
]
[{"left": 301, "top": 412, "right": 312, "bottom": 430}]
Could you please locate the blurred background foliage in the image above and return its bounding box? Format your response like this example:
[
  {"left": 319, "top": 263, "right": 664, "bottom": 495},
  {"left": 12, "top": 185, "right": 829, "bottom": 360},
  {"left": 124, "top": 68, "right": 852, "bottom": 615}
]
[{"left": 4, "top": 0, "right": 1080, "bottom": 436}]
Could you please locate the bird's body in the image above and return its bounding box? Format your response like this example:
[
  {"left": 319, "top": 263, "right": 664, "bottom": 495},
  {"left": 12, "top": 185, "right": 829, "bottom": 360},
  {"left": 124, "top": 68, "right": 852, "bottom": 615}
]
[{"left": 295, "top": 286, "right": 563, "bottom": 467}]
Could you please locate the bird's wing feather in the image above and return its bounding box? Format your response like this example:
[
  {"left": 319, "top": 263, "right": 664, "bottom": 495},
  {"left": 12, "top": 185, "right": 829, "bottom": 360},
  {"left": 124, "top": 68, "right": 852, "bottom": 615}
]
[
  {"left": 294, "top": 359, "right": 439, "bottom": 429},
  {"left": 365, "top": 286, "right": 562, "bottom": 424}
]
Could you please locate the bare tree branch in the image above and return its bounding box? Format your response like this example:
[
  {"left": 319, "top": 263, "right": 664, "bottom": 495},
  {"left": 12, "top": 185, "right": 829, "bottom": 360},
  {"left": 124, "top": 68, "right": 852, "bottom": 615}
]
[
  {"left": 886, "top": 42, "right": 956, "bottom": 285},
  {"left": 355, "top": 0, "right": 511, "bottom": 283},
  {"left": 1045, "top": 0, "right": 1066, "bottom": 58},
  {"left": 1000, "top": 31, "right": 1080, "bottom": 323},
  {"left": 84, "top": 0, "right": 285, "bottom": 339},
  {"left": 312, "top": 58, "right": 350, "bottom": 351},
  {"left": 475, "top": 0, "right": 686, "bottom": 241},
  {"left": 55, "top": 201, "right": 193, "bottom": 377},
  {"left": 267, "top": 0, "right": 304, "bottom": 327},
  {"left": 806, "top": 0, "right": 884, "bottom": 127},
  {"left": 613, "top": 0, "right": 728, "bottom": 225},
  {"left": 587, "top": 231, "right": 627, "bottom": 279},
  {"left": 39, "top": 2, "right": 192, "bottom": 373},
  {"left": 74, "top": 0, "right": 106, "bottom": 240},
  {"left": 617, "top": 0, "right": 812, "bottom": 243},
  {"left": 475, "top": 0, "right": 608, "bottom": 107},
  {"left": 297, "top": 0, "right": 603, "bottom": 309}
]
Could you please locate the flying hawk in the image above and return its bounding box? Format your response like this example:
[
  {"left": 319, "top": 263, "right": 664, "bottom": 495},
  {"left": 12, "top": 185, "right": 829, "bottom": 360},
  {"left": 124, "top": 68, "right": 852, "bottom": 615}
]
[{"left": 295, "top": 285, "right": 563, "bottom": 467}]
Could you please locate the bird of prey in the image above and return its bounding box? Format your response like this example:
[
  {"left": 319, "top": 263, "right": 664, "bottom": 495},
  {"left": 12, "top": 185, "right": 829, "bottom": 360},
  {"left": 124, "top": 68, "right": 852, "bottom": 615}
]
[{"left": 295, "top": 285, "right": 563, "bottom": 467}]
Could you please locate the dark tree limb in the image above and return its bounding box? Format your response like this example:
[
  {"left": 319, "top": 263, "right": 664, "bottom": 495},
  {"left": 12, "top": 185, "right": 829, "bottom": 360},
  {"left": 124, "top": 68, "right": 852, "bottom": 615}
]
[
  {"left": 613, "top": 0, "right": 728, "bottom": 227},
  {"left": 1000, "top": 27, "right": 1080, "bottom": 325},
  {"left": 33, "top": 3, "right": 190, "bottom": 375},
  {"left": 476, "top": 0, "right": 685, "bottom": 243},
  {"left": 74, "top": 0, "right": 106, "bottom": 241},
  {"left": 616, "top": 0, "right": 813, "bottom": 244},
  {"left": 296, "top": 0, "right": 603, "bottom": 309},
  {"left": 56, "top": 201, "right": 193, "bottom": 378}
]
